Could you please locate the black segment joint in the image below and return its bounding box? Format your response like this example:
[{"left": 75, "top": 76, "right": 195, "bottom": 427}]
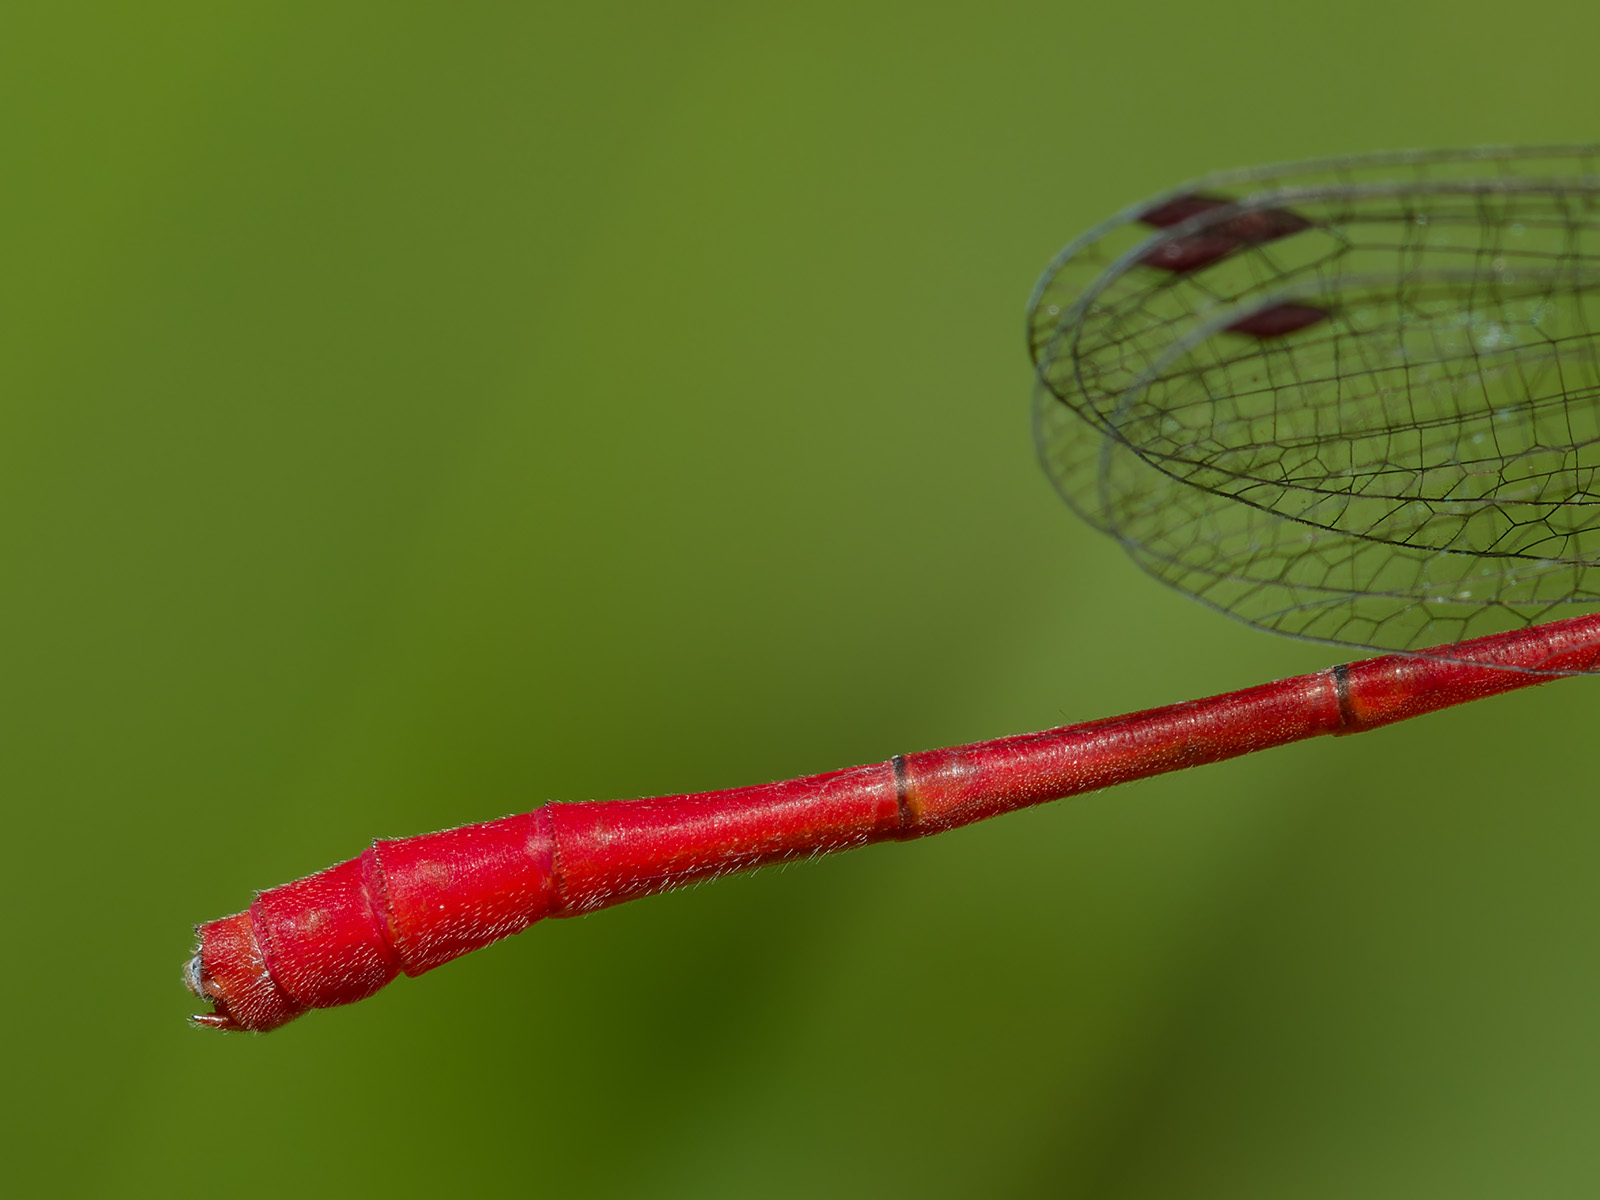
[
  {"left": 891, "top": 754, "right": 913, "bottom": 828},
  {"left": 1331, "top": 662, "right": 1355, "bottom": 730}
]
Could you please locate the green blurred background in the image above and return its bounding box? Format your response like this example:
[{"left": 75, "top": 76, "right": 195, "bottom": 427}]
[{"left": 7, "top": 2, "right": 1600, "bottom": 1195}]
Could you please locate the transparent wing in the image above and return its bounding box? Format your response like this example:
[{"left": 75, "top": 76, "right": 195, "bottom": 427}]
[{"left": 1028, "top": 145, "right": 1600, "bottom": 662}]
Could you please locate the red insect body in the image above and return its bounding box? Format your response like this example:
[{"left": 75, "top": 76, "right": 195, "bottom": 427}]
[
  {"left": 189, "top": 148, "right": 1600, "bottom": 1032},
  {"left": 189, "top": 612, "right": 1600, "bottom": 1031}
]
